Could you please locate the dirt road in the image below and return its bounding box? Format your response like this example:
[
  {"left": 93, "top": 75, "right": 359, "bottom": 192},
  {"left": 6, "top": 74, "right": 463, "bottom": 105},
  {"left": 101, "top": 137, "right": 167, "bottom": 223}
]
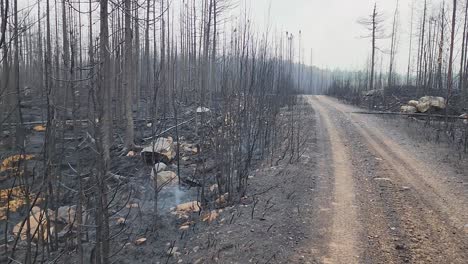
[{"left": 306, "top": 95, "right": 468, "bottom": 263}]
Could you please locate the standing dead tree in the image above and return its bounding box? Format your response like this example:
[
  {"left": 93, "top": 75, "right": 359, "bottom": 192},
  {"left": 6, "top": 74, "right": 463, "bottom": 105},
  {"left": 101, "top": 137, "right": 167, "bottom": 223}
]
[{"left": 358, "top": 3, "right": 386, "bottom": 92}]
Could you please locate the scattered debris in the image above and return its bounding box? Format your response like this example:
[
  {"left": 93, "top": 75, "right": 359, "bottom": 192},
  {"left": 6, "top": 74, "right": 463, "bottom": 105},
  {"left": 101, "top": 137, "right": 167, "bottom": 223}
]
[
  {"left": 364, "top": 89, "right": 383, "bottom": 97},
  {"left": 1, "top": 154, "right": 35, "bottom": 172},
  {"left": 0, "top": 187, "right": 43, "bottom": 220}
]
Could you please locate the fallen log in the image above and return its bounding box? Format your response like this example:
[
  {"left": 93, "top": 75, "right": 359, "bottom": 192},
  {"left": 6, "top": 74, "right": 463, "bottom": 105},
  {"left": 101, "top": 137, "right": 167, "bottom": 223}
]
[{"left": 351, "top": 111, "right": 468, "bottom": 120}]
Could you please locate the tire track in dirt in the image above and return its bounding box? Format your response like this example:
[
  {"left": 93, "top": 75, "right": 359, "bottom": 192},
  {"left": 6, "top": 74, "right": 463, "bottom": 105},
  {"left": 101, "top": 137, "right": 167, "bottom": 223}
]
[
  {"left": 316, "top": 95, "right": 468, "bottom": 263},
  {"left": 307, "top": 97, "right": 360, "bottom": 264}
]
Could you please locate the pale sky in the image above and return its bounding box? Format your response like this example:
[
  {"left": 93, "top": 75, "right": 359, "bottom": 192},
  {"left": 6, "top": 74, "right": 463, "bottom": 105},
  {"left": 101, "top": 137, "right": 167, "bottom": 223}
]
[{"left": 247, "top": 0, "right": 419, "bottom": 73}]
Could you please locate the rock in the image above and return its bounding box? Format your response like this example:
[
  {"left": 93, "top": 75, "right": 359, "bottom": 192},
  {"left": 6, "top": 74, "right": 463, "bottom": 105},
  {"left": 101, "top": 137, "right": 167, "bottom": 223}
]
[
  {"left": 174, "top": 201, "right": 201, "bottom": 214},
  {"left": 57, "top": 205, "right": 77, "bottom": 224},
  {"left": 400, "top": 105, "right": 417, "bottom": 114},
  {"left": 193, "top": 246, "right": 200, "bottom": 253},
  {"left": 416, "top": 101, "right": 431, "bottom": 113},
  {"left": 117, "top": 217, "right": 126, "bottom": 225},
  {"left": 13, "top": 206, "right": 55, "bottom": 241},
  {"left": 182, "top": 143, "right": 198, "bottom": 154},
  {"left": 151, "top": 171, "right": 178, "bottom": 187},
  {"left": 33, "top": 125, "right": 46, "bottom": 132},
  {"left": 141, "top": 137, "right": 176, "bottom": 164},
  {"left": 154, "top": 162, "right": 167, "bottom": 173},
  {"left": 196, "top": 107, "right": 210, "bottom": 113},
  {"left": 126, "top": 151, "right": 136, "bottom": 157},
  {"left": 179, "top": 225, "right": 190, "bottom": 231},
  {"left": 135, "top": 237, "right": 147, "bottom": 245},
  {"left": 408, "top": 100, "right": 419, "bottom": 107},
  {"left": 209, "top": 184, "right": 218, "bottom": 193},
  {"left": 202, "top": 211, "right": 219, "bottom": 223},
  {"left": 459, "top": 113, "right": 468, "bottom": 119},
  {"left": 419, "top": 96, "right": 446, "bottom": 109}
]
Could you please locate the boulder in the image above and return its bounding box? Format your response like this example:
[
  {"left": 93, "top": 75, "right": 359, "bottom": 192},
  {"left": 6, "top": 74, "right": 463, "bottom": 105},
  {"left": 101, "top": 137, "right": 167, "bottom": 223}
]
[
  {"left": 141, "top": 137, "right": 176, "bottom": 164},
  {"left": 419, "top": 96, "right": 446, "bottom": 109},
  {"left": 154, "top": 162, "right": 167, "bottom": 173},
  {"left": 151, "top": 171, "right": 178, "bottom": 187},
  {"left": 13, "top": 206, "right": 54, "bottom": 241},
  {"left": 56, "top": 205, "right": 87, "bottom": 225},
  {"left": 408, "top": 100, "right": 419, "bottom": 107},
  {"left": 416, "top": 101, "right": 431, "bottom": 113},
  {"left": 202, "top": 210, "right": 219, "bottom": 223},
  {"left": 174, "top": 201, "right": 201, "bottom": 214},
  {"left": 400, "top": 105, "right": 417, "bottom": 114}
]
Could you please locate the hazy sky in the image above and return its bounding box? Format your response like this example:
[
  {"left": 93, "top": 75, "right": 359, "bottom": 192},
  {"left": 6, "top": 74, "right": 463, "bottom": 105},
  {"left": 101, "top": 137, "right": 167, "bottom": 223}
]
[{"left": 248, "top": 0, "right": 415, "bottom": 73}]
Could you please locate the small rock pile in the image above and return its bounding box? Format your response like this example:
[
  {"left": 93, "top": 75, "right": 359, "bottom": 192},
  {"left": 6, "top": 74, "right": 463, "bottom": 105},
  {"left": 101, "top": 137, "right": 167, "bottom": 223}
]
[{"left": 400, "top": 96, "right": 446, "bottom": 114}]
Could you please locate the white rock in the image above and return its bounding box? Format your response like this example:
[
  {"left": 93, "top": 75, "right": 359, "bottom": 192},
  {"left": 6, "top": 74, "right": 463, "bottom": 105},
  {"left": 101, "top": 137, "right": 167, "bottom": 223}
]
[
  {"left": 151, "top": 171, "right": 178, "bottom": 187},
  {"left": 154, "top": 162, "right": 167, "bottom": 173},
  {"left": 401, "top": 105, "right": 417, "bottom": 114},
  {"left": 419, "top": 96, "right": 446, "bottom": 109},
  {"left": 408, "top": 100, "right": 419, "bottom": 107},
  {"left": 196, "top": 107, "right": 210, "bottom": 113}
]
